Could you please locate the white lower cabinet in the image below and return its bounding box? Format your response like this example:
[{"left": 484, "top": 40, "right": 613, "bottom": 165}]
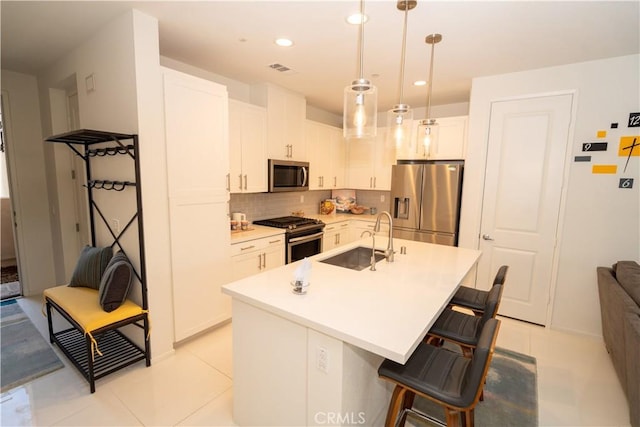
[
  {"left": 322, "top": 221, "right": 352, "bottom": 252},
  {"left": 350, "top": 219, "right": 389, "bottom": 242},
  {"left": 231, "top": 235, "right": 285, "bottom": 280}
]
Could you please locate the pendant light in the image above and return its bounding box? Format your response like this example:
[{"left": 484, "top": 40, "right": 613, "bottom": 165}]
[
  {"left": 387, "top": 0, "right": 416, "bottom": 149},
  {"left": 344, "top": 0, "right": 377, "bottom": 139},
  {"left": 417, "top": 33, "right": 442, "bottom": 156}
]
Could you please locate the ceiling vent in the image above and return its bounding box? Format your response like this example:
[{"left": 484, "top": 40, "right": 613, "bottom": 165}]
[{"left": 267, "top": 63, "right": 297, "bottom": 74}]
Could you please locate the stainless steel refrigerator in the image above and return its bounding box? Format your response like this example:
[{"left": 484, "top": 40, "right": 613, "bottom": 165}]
[{"left": 390, "top": 161, "right": 464, "bottom": 246}]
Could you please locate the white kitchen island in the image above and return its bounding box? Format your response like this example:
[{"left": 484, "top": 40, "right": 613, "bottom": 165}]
[{"left": 222, "top": 237, "right": 481, "bottom": 426}]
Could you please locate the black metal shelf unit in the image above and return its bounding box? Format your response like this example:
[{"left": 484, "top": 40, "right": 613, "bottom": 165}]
[{"left": 45, "top": 129, "right": 150, "bottom": 392}]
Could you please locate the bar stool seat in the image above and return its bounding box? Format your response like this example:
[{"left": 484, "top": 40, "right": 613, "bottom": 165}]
[
  {"left": 449, "top": 265, "right": 508, "bottom": 316},
  {"left": 378, "top": 318, "right": 501, "bottom": 427},
  {"left": 428, "top": 283, "right": 503, "bottom": 357}
]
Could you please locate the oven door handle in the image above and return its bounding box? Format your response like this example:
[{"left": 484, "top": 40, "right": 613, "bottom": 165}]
[{"left": 288, "top": 231, "right": 324, "bottom": 244}]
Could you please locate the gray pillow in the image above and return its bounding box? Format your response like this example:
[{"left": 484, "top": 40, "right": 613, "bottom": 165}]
[
  {"left": 69, "top": 245, "right": 113, "bottom": 289},
  {"left": 98, "top": 251, "right": 134, "bottom": 312},
  {"left": 616, "top": 260, "right": 640, "bottom": 306}
]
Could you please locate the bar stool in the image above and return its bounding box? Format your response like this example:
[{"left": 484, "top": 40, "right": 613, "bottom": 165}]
[
  {"left": 378, "top": 318, "right": 501, "bottom": 427},
  {"left": 427, "top": 283, "right": 503, "bottom": 357},
  {"left": 449, "top": 265, "right": 508, "bottom": 316}
]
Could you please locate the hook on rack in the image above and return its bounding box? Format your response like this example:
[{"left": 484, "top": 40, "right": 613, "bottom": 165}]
[
  {"left": 86, "top": 144, "right": 134, "bottom": 157},
  {"left": 85, "top": 179, "right": 135, "bottom": 191}
]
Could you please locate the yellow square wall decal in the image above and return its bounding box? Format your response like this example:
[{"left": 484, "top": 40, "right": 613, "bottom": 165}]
[
  {"left": 597, "top": 130, "right": 607, "bottom": 138},
  {"left": 618, "top": 136, "right": 640, "bottom": 156},
  {"left": 592, "top": 165, "right": 617, "bottom": 174}
]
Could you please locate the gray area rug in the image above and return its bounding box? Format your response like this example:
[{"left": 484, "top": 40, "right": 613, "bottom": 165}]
[
  {"left": 408, "top": 347, "right": 538, "bottom": 426},
  {"left": 1, "top": 299, "right": 64, "bottom": 392}
]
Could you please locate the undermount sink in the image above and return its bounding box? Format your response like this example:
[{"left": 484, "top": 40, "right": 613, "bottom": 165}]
[{"left": 319, "top": 246, "right": 385, "bottom": 271}]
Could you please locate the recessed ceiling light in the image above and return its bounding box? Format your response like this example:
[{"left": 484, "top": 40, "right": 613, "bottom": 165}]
[
  {"left": 275, "top": 38, "right": 294, "bottom": 47},
  {"left": 346, "top": 13, "right": 368, "bottom": 25},
  {"left": 414, "top": 80, "right": 427, "bottom": 86}
]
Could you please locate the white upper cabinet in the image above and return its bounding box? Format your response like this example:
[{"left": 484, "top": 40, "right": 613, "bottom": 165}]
[
  {"left": 251, "top": 83, "right": 306, "bottom": 161},
  {"left": 396, "top": 115, "right": 468, "bottom": 160},
  {"left": 305, "top": 120, "right": 346, "bottom": 190},
  {"left": 229, "top": 100, "right": 268, "bottom": 193},
  {"left": 346, "top": 127, "right": 395, "bottom": 191}
]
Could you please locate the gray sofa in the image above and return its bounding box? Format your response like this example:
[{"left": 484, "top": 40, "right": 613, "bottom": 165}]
[{"left": 597, "top": 261, "right": 640, "bottom": 427}]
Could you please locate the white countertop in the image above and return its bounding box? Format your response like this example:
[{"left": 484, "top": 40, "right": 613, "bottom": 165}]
[{"left": 222, "top": 237, "right": 481, "bottom": 363}]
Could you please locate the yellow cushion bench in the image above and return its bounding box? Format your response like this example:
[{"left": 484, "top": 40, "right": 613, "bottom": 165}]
[{"left": 44, "top": 285, "right": 150, "bottom": 393}]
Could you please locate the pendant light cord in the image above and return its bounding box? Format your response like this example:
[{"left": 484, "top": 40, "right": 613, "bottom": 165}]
[
  {"left": 358, "top": 0, "right": 365, "bottom": 79},
  {"left": 426, "top": 35, "right": 436, "bottom": 119},
  {"left": 398, "top": 4, "right": 409, "bottom": 104}
]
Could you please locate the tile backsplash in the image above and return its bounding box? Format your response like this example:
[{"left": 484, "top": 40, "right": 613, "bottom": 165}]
[{"left": 230, "top": 189, "right": 391, "bottom": 222}]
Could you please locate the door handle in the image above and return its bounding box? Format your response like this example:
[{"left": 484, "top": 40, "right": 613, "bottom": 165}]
[{"left": 482, "top": 234, "right": 494, "bottom": 241}]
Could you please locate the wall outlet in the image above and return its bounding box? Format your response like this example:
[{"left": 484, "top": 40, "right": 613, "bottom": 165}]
[
  {"left": 380, "top": 195, "right": 385, "bottom": 202},
  {"left": 300, "top": 195, "right": 305, "bottom": 203},
  {"left": 317, "top": 346, "right": 329, "bottom": 373},
  {"left": 112, "top": 219, "right": 120, "bottom": 233}
]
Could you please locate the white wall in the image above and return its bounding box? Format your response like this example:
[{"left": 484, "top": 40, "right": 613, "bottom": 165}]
[
  {"left": 0, "top": 70, "right": 56, "bottom": 295},
  {"left": 460, "top": 54, "right": 640, "bottom": 336},
  {"left": 36, "top": 10, "right": 174, "bottom": 359}
]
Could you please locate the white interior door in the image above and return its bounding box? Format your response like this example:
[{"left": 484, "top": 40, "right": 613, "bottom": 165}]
[{"left": 478, "top": 93, "right": 573, "bottom": 325}]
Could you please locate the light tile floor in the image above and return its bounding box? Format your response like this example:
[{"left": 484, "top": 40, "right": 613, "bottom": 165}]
[{"left": 1, "top": 295, "right": 631, "bottom": 426}]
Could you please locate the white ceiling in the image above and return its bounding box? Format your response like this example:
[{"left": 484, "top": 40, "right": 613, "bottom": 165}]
[{"left": 2, "top": 1, "right": 639, "bottom": 116}]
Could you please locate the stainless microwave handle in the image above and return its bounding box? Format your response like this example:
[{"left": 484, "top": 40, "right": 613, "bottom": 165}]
[
  {"left": 288, "top": 231, "right": 323, "bottom": 244},
  {"left": 301, "top": 166, "right": 308, "bottom": 187}
]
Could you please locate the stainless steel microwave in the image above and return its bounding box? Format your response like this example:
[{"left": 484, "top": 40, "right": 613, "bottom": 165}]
[{"left": 268, "top": 159, "right": 309, "bottom": 192}]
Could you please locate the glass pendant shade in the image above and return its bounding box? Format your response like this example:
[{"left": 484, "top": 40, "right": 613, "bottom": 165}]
[
  {"left": 386, "top": 104, "right": 413, "bottom": 148},
  {"left": 417, "top": 118, "right": 439, "bottom": 156},
  {"left": 344, "top": 78, "right": 377, "bottom": 139}
]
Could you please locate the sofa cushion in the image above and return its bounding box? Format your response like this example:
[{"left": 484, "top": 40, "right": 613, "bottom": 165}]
[
  {"left": 624, "top": 312, "right": 640, "bottom": 427},
  {"left": 615, "top": 261, "right": 640, "bottom": 306}
]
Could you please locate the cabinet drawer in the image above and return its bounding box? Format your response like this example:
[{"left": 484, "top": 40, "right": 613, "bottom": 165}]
[
  {"left": 231, "top": 235, "right": 285, "bottom": 256},
  {"left": 323, "top": 221, "right": 350, "bottom": 233}
]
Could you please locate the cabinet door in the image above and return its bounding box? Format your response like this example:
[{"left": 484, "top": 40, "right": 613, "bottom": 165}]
[
  {"left": 229, "top": 100, "right": 244, "bottom": 193},
  {"left": 401, "top": 116, "right": 468, "bottom": 160},
  {"left": 306, "top": 120, "right": 333, "bottom": 190},
  {"left": 346, "top": 137, "right": 375, "bottom": 190},
  {"left": 263, "top": 244, "right": 285, "bottom": 271},
  {"left": 330, "top": 126, "right": 346, "bottom": 189},
  {"left": 162, "top": 67, "right": 231, "bottom": 342},
  {"left": 373, "top": 129, "right": 396, "bottom": 191},
  {"left": 431, "top": 116, "right": 468, "bottom": 159},
  {"left": 256, "top": 84, "right": 306, "bottom": 161},
  {"left": 305, "top": 121, "right": 325, "bottom": 190},
  {"left": 230, "top": 100, "right": 268, "bottom": 193},
  {"left": 231, "top": 236, "right": 285, "bottom": 280},
  {"left": 346, "top": 127, "right": 394, "bottom": 190},
  {"left": 241, "top": 104, "right": 268, "bottom": 192},
  {"left": 323, "top": 222, "right": 351, "bottom": 252},
  {"left": 231, "top": 250, "right": 264, "bottom": 281},
  {"left": 285, "top": 93, "right": 306, "bottom": 161}
]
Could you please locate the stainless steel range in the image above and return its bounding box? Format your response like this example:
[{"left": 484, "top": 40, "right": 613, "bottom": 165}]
[{"left": 253, "top": 216, "right": 325, "bottom": 264}]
